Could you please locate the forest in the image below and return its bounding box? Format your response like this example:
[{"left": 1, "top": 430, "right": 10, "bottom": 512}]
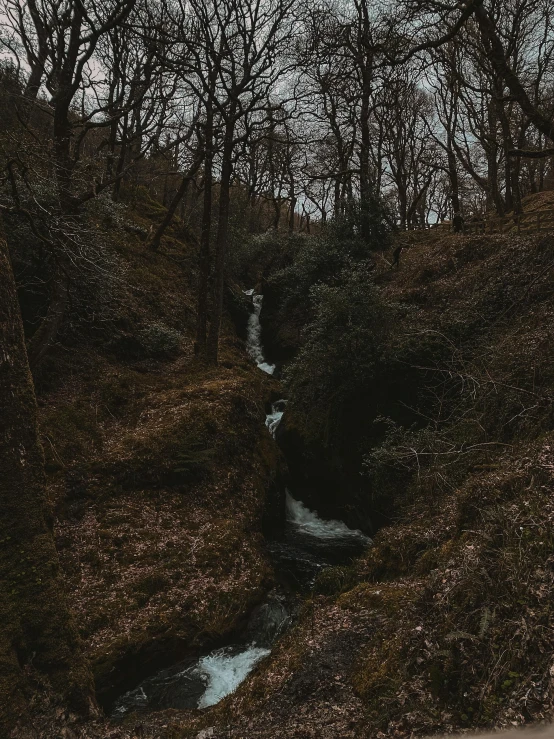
[{"left": 1, "top": 0, "right": 554, "bottom": 737}]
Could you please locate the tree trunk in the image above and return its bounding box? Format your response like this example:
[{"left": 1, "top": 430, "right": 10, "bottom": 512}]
[
  {"left": 355, "top": 0, "right": 373, "bottom": 243},
  {"left": 474, "top": 3, "right": 554, "bottom": 145},
  {"left": 195, "top": 111, "right": 214, "bottom": 357},
  {"left": 105, "top": 118, "right": 118, "bottom": 182},
  {"left": 447, "top": 144, "right": 462, "bottom": 230},
  {"left": 266, "top": 106, "right": 281, "bottom": 231},
  {"left": 334, "top": 179, "right": 341, "bottom": 220},
  {"left": 24, "top": 90, "right": 77, "bottom": 372},
  {"left": 286, "top": 159, "right": 296, "bottom": 234},
  {"left": 26, "top": 258, "right": 69, "bottom": 370},
  {"left": 113, "top": 112, "right": 129, "bottom": 201},
  {"left": 26, "top": 86, "right": 81, "bottom": 372},
  {"left": 486, "top": 148, "right": 504, "bottom": 215},
  {"left": 485, "top": 100, "right": 505, "bottom": 215},
  {"left": 53, "top": 97, "right": 76, "bottom": 215},
  {"left": 359, "top": 67, "right": 372, "bottom": 240},
  {"left": 149, "top": 155, "right": 202, "bottom": 252},
  {"left": 512, "top": 123, "right": 527, "bottom": 213},
  {"left": 495, "top": 87, "right": 517, "bottom": 212},
  {"left": 272, "top": 199, "right": 281, "bottom": 231},
  {"left": 248, "top": 149, "right": 258, "bottom": 233},
  {"left": 398, "top": 185, "right": 408, "bottom": 230},
  {"left": 0, "top": 219, "right": 95, "bottom": 733},
  {"left": 288, "top": 193, "right": 296, "bottom": 234},
  {"left": 206, "top": 109, "right": 235, "bottom": 364}
]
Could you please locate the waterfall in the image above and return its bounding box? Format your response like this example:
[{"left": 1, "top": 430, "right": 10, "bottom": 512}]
[
  {"left": 265, "top": 399, "right": 287, "bottom": 438},
  {"left": 111, "top": 596, "right": 288, "bottom": 717},
  {"left": 245, "top": 291, "right": 275, "bottom": 375},
  {"left": 195, "top": 594, "right": 287, "bottom": 708},
  {"left": 286, "top": 491, "right": 370, "bottom": 544},
  {"left": 196, "top": 647, "right": 271, "bottom": 708}
]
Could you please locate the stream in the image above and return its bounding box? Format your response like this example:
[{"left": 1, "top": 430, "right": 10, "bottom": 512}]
[{"left": 111, "top": 290, "right": 371, "bottom": 719}]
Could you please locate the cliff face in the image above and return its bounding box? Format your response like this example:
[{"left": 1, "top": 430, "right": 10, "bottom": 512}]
[{"left": 172, "top": 229, "right": 554, "bottom": 739}]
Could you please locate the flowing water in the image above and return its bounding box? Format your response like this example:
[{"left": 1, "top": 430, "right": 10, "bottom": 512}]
[
  {"left": 197, "top": 647, "right": 271, "bottom": 708},
  {"left": 245, "top": 290, "right": 275, "bottom": 375},
  {"left": 286, "top": 492, "right": 368, "bottom": 543},
  {"left": 267, "top": 489, "right": 371, "bottom": 588},
  {"left": 111, "top": 595, "right": 289, "bottom": 717},
  {"left": 265, "top": 399, "right": 286, "bottom": 438},
  {"left": 110, "top": 290, "right": 371, "bottom": 718}
]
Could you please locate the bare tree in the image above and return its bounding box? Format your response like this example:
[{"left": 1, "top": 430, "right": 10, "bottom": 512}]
[
  {"left": 167, "top": 0, "right": 297, "bottom": 362},
  {"left": 1, "top": 0, "right": 186, "bottom": 368}
]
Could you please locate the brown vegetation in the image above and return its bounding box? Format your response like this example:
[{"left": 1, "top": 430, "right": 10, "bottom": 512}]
[
  {"left": 164, "top": 227, "right": 554, "bottom": 739},
  {"left": 1, "top": 195, "right": 282, "bottom": 736}
]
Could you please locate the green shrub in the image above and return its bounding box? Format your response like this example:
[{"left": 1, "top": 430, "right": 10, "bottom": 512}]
[
  {"left": 228, "top": 230, "right": 304, "bottom": 285},
  {"left": 138, "top": 321, "right": 182, "bottom": 359},
  {"left": 334, "top": 196, "right": 394, "bottom": 250},
  {"left": 171, "top": 431, "right": 215, "bottom": 482},
  {"left": 285, "top": 267, "right": 399, "bottom": 446},
  {"left": 265, "top": 193, "right": 393, "bottom": 347}
]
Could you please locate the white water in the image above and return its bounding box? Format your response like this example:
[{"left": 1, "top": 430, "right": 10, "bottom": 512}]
[
  {"left": 265, "top": 400, "right": 287, "bottom": 438},
  {"left": 196, "top": 646, "right": 271, "bottom": 708},
  {"left": 245, "top": 291, "right": 275, "bottom": 375},
  {"left": 112, "top": 647, "right": 271, "bottom": 715},
  {"left": 286, "top": 491, "right": 370, "bottom": 543}
]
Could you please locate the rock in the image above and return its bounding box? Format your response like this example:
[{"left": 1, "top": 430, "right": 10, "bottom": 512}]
[{"left": 197, "top": 728, "right": 215, "bottom": 739}]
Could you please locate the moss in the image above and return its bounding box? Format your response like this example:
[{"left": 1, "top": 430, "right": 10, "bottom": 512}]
[
  {"left": 338, "top": 582, "right": 415, "bottom": 617},
  {"left": 97, "top": 414, "right": 218, "bottom": 490},
  {"left": 415, "top": 540, "right": 456, "bottom": 575},
  {"left": 354, "top": 639, "right": 405, "bottom": 725},
  {"left": 171, "top": 431, "right": 215, "bottom": 481},
  {"left": 129, "top": 185, "right": 169, "bottom": 219},
  {"left": 313, "top": 565, "right": 358, "bottom": 596}
]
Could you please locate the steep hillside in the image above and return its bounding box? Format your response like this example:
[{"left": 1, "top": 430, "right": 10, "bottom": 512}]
[
  {"left": 5, "top": 192, "right": 282, "bottom": 736},
  {"left": 6, "top": 194, "right": 554, "bottom": 739},
  {"left": 168, "top": 230, "right": 554, "bottom": 738}
]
